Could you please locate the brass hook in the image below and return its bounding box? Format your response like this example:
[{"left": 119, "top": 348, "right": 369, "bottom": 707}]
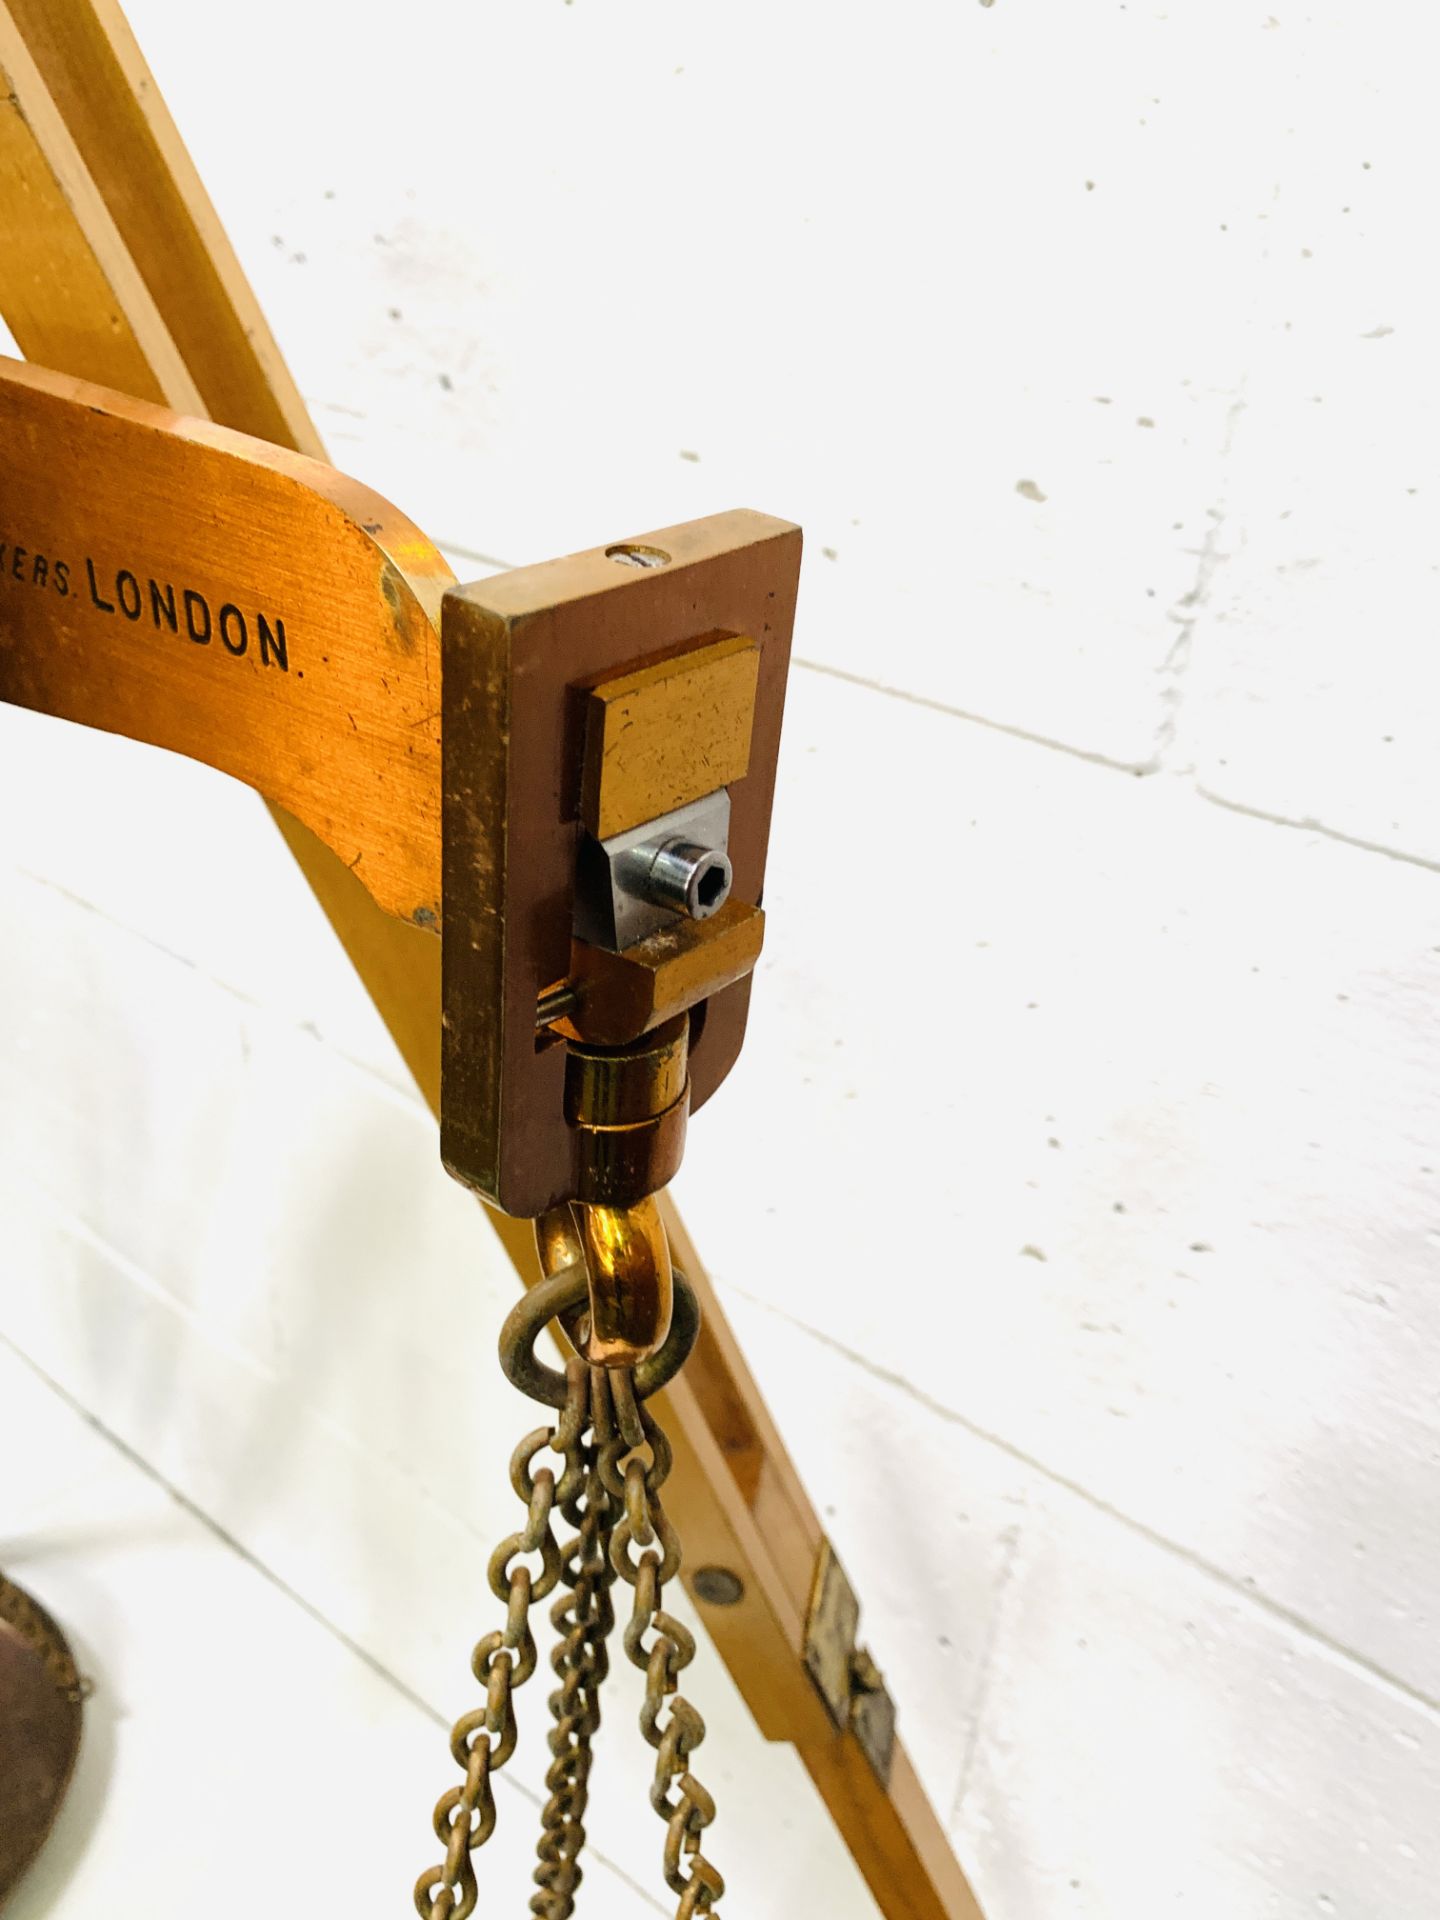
[{"left": 535, "top": 1195, "right": 674, "bottom": 1369}]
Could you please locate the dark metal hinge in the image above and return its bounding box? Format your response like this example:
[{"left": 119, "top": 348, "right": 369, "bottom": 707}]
[{"left": 802, "top": 1538, "right": 897, "bottom": 1786}]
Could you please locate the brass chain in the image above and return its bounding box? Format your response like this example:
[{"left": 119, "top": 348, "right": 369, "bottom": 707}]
[
  {"left": 603, "top": 1372, "right": 725, "bottom": 1920},
  {"left": 531, "top": 1370, "right": 619, "bottom": 1920},
  {"left": 414, "top": 1360, "right": 588, "bottom": 1920},
  {"left": 416, "top": 1335, "right": 723, "bottom": 1919}
]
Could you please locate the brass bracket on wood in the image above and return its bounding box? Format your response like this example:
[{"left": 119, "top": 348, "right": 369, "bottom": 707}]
[
  {"left": 0, "top": 356, "right": 801, "bottom": 1220},
  {"left": 804, "top": 1537, "right": 899, "bottom": 1786},
  {"left": 440, "top": 512, "right": 800, "bottom": 1216}
]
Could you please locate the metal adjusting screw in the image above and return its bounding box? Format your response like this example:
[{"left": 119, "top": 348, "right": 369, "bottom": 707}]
[
  {"left": 573, "top": 789, "right": 732, "bottom": 952},
  {"left": 617, "top": 836, "right": 733, "bottom": 921}
]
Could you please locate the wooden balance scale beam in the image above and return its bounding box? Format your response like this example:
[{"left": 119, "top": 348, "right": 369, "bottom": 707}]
[{"left": 0, "top": 5, "right": 985, "bottom": 1917}]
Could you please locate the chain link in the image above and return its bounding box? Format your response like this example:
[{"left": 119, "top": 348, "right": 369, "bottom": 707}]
[
  {"left": 602, "top": 1372, "right": 725, "bottom": 1919},
  {"left": 417, "top": 1329, "right": 723, "bottom": 1918},
  {"left": 414, "top": 1360, "right": 588, "bottom": 1920},
  {"left": 531, "top": 1370, "right": 619, "bottom": 1920}
]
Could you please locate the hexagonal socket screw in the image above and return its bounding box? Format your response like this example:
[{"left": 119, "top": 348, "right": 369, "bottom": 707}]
[{"left": 616, "top": 837, "right": 734, "bottom": 922}]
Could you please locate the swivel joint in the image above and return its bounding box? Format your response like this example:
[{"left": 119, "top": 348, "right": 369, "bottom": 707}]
[
  {"left": 563, "top": 1015, "right": 690, "bottom": 1210},
  {"left": 533, "top": 1013, "right": 691, "bottom": 1368}
]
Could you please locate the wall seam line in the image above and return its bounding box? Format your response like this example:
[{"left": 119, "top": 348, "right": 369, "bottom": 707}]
[{"left": 715, "top": 1276, "right": 1440, "bottom": 1725}]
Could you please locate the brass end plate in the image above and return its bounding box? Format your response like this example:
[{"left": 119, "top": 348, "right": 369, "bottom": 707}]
[
  {"left": 440, "top": 510, "right": 801, "bottom": 1217},
  {"left": 803, "top": 1539, "right": 897, "bottom": 1787}
]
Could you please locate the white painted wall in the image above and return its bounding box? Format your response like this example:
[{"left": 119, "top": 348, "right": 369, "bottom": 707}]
[{"left": 3, "top": 3, "right": 1436, "bottom": 1916}]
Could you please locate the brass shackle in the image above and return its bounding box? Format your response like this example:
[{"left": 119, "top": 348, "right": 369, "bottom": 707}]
[{"left": 535, "top": 1194, "right": 674, "bottom": 1369}]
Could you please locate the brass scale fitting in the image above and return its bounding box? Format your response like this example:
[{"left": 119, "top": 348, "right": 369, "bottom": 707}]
[
  {"left": 535, "top": 1015, "right": 691, "bottom": 1369},
  {"left": 529, "top": 618, "right": 770, "bottom": 1374}
]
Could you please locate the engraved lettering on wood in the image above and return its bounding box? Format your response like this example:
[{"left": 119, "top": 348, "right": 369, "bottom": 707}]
[
  {"left": 0, "top": 357, "right": 455, "bottom": 924},
  {"left": 1, "top": 531, "right": 292, "bottom": 671}
]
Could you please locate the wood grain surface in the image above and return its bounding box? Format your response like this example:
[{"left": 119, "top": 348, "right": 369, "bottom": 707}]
[{"left": 0, "top": 355, "right": 451, "bottom": 923}]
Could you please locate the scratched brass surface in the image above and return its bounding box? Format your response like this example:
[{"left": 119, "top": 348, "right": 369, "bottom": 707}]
[
  {"left": 560, "top": 899, "right": 766, "bottom": 1047},
  {"left": 580, "top": 630, "right": 760, "bottom": 840}
]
